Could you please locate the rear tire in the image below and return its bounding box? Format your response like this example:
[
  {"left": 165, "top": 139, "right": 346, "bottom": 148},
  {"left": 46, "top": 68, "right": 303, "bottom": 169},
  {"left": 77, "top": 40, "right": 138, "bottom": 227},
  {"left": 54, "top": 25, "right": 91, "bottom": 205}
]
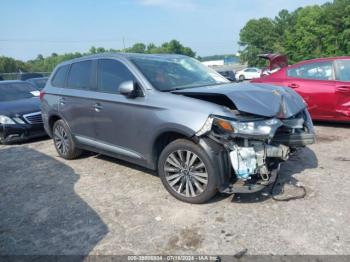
[
  {"left": 52, "top": 120, "right": 82, "bottom": 159},
  {"left": 158, "top": 139, "right": 218, "bottom": 204}
]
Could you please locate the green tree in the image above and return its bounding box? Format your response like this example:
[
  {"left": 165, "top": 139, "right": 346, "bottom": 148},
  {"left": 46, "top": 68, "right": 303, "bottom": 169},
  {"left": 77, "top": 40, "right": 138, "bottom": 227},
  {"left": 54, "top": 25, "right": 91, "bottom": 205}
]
[
  {"left": 238, "top": 0, "right": 350, "bottom": 66},
  {"left": 239, "top": 18, "right": 278, "bottom": 66},
  {"left": 36, "top": 54, "right": 44, "bottom": 60},
  {"left": 0, "top": 39, "right": 196, "bottom": 73},
  {"left": 89, "top": 46, "right": 97, "bottom": 54},
  {"left": 96, "top": 47, "right": 106, "bottom": 53},
  {"left": 125, "top": 43, "right": 146, "bottom": 53},
  {"left": 146, "top": 43, "right": 158, "bottom": 53},
  {"left": 0, "top": 56, "right": 28, "bottom": 73}
]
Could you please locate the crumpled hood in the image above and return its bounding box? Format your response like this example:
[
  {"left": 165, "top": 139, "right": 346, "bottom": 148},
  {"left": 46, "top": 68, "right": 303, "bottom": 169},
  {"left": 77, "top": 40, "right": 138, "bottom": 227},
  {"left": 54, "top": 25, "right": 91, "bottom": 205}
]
[
  {"left": 0, "top": 97, "right": 41, "bottom": 117},
  {"left": 172, "top": 83, "right": 306, "bottom": 118}
]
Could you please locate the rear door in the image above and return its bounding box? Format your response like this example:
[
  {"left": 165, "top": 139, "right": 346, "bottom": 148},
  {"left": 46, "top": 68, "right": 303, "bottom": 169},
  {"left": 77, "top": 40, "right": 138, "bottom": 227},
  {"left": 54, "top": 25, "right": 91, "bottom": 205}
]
[
  {"left": 285, "top": 60, "right": 336, "bottom": 120},
  {"left": 334, "top": 59, "right": 350, "bottom": 120},
  {"left": 59, "top": 59, "right": 99, "bottom": 139}
]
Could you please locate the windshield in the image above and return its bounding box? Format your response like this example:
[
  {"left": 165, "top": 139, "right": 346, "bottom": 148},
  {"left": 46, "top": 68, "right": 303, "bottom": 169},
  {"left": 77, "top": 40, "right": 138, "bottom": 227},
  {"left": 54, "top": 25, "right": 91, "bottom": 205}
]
[
  {"left": 0, "top": 82, "right": 37, "bottom": 102},
  {"left": 130, "top": 56, "right": 229, "bottom": 91}
]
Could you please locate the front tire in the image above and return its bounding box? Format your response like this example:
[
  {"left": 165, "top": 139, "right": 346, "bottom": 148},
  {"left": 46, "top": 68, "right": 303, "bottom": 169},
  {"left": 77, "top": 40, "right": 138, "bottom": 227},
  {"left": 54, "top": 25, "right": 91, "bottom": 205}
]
[
  {"left": 158, "top": 139, "right": 218, "bottom": 204},
  {"left": 52, "top": 120, "right": 82, "bottom": 159},
  {"left": 239, "top": 75, "right": 245, "bottom": 81}
]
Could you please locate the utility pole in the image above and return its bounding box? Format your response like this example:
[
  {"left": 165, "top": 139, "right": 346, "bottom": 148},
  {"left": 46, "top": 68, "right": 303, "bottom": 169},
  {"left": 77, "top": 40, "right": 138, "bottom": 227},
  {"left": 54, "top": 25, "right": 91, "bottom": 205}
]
[{"left": 123, "top": 37, "right": 126, "bottom": 51}]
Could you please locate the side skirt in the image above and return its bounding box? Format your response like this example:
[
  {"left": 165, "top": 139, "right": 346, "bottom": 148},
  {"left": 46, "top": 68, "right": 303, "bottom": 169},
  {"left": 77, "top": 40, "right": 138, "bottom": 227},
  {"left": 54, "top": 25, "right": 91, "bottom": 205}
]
[{"left": 75, "top": 135, "right": 153, "bottom": 170}]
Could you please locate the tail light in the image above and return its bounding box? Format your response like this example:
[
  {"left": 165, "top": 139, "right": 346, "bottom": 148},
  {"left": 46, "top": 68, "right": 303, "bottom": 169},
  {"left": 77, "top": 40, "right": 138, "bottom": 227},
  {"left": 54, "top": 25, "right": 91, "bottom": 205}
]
[{"left": 39, "top": 90, "right": 45, "bottom": 100}]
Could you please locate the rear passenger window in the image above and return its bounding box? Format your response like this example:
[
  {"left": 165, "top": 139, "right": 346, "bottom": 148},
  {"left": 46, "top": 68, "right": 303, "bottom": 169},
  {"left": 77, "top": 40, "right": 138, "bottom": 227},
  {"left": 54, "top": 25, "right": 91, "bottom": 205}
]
[
  {"left": 98, "top": 59, "right": 135, "bottom": 93},
  {"left": 52, "top": 65, "right": 69, "bottom": 87},
  {"left": 67, "top": 60, "right": 94, "bottom": 90},
  {"left": 287, "top": 62, "right": 334, "bottom": 80}
]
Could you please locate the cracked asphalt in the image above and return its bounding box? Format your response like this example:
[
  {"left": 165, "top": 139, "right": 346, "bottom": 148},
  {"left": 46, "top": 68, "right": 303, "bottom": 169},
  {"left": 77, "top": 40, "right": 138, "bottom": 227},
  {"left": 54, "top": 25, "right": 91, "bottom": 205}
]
[{"left": 0, "top": 122, "right": 349, "bottom": 255}]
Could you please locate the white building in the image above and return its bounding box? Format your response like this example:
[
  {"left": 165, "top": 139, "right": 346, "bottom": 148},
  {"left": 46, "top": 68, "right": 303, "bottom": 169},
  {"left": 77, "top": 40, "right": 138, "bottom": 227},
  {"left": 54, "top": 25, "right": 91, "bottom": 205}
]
[{"left": 201, "top": 60, "right": 224, "bottom": 67}]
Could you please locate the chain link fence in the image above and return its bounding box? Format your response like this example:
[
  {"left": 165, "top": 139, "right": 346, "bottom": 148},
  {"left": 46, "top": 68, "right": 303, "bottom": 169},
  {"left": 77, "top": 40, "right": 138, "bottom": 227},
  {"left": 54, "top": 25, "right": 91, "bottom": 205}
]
[{"left": 0, "top": 72, "right": 51, "bottom": 81}]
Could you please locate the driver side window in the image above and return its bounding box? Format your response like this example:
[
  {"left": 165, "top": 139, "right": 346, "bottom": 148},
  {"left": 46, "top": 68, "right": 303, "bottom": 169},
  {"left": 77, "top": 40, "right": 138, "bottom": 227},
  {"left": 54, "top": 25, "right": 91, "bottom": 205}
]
[
  {"left": 287, "top": 61, "right": 334, "bottom": 81},
  {"left": 97, "top": 59, "right": 136, "bottom": 94}
]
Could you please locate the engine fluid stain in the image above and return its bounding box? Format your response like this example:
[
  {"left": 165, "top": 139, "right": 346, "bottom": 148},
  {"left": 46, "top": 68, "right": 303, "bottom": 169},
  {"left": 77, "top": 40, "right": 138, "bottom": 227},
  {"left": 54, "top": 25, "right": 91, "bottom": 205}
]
[
  {"left": 167, "top": 227, "right": 203, "bottom": 250},
  {"left": 215, "top": 217, "right": 225, "bottom": 223},
  {"left": 316, "top": 135, "right": 341, "bottom": 143},
  {"left": 334, "top": 157, "right": 350, "bottom": 161}
]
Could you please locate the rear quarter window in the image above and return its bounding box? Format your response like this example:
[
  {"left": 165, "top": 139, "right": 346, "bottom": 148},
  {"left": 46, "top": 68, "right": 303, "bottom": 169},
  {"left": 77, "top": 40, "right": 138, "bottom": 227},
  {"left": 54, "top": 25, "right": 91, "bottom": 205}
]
[
  {"left": 335, "top": 59, "right": 350, "bottom": 82},
  {"left": 51, "top": 65, "right": 70, "bottom": 87}
]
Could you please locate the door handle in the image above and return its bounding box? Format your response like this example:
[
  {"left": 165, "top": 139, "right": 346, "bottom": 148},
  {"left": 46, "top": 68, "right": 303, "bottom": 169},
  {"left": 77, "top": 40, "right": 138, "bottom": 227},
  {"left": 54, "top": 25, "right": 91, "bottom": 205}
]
[
  {"left": 93, "top": 103, "right": 103, "bottom": 112},
  {"left": 288, "top": 83, "right": 299, "bottom": 89},
  {"left": 336, "top": 86, "right": 350, "bottom": 93},
  {"left": 59, "top": 98, "right": 66, "bottom": 105}
]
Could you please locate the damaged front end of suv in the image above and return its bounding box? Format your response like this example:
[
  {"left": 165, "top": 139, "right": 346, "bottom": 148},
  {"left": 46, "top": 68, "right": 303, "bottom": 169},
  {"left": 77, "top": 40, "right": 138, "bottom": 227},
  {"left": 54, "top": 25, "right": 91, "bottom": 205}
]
[
  {"left": 174, "top": 84, "right": 316, "bottom": 194},
  {"left": 195, "top": 110, "right": 314, "bottom": 193}
]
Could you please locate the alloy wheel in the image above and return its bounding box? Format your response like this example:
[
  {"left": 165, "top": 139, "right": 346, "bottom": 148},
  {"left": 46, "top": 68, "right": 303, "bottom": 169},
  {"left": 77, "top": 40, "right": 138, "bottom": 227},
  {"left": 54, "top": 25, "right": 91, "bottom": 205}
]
[
  {"left": 164, "top": 150, "right": 208, "bottom": 197},
  {"left": 53, "top": 124, "right": 69, "bottom": 155}
]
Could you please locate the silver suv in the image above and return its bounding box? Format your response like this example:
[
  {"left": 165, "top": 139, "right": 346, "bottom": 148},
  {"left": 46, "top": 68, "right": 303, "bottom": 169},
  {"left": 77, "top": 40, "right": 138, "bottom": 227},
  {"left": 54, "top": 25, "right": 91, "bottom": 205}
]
[{"left": 41, "top": 53, "right": 315, "bottom": 203}]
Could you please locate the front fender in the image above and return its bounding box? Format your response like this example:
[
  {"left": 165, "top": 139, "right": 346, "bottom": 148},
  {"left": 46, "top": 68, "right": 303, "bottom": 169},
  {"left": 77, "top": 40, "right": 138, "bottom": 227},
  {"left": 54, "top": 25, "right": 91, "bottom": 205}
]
[{"left": 198, "top": 137, "right": 232, "bottom": 191}]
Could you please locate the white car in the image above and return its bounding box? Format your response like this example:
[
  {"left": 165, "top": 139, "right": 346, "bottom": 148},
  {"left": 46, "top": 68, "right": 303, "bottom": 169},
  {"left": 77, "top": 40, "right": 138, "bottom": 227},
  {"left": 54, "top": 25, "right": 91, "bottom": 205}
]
[{"left": 235, "top": 67, "right": 261, "bottom": 81}]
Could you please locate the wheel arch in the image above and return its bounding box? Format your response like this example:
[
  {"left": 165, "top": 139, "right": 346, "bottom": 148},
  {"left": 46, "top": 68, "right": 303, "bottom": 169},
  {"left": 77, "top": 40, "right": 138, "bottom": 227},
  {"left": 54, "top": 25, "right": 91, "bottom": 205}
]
[
  {"left": 48, "top": 114, "right": 72, "bottom": 137},
  {"left": 47, "top": 114, "right": 62, "bottom": 136},
  {"left": 151, "top": 127, "right": 196, "bottom": 169}
]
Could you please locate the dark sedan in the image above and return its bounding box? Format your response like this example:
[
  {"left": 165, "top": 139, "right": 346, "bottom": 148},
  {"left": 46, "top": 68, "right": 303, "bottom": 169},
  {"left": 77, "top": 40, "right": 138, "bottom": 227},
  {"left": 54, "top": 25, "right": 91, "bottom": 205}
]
[
  {"left": 0, "top": 81, "right": 46, "bottom": 144},
  {"left": 217, "top": 70, "right": 236, "bottom": 82},
  {"left": 26, "top": 77, "right": 48, "bottom": 90}
]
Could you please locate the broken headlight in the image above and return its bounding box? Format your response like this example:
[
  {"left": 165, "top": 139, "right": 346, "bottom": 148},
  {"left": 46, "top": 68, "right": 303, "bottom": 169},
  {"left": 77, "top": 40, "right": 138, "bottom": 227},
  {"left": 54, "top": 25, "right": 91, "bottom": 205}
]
[
  {"left": 196, "top": 116, "right": 282, "bottom": 137},
  {"left": 229, "top": 118, "right": 281, "bottom": 136},
  {"left": 212, "top": 117, "right": 281, "bottom": 137}
]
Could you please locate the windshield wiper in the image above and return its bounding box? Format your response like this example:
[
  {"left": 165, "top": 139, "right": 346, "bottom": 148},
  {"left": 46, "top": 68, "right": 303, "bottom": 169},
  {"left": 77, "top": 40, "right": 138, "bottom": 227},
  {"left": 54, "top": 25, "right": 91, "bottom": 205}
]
[
  {"left": 160, "top": 81, "right": 230, "bottom": 92},
  {"left": 170, "top": 82, "right": 229, "bottom": 91}
]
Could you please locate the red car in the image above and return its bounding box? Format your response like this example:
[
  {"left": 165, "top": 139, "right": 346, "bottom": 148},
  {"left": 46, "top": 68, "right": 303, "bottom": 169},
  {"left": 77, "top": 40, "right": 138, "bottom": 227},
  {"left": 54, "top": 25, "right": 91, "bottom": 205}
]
[{"left": 252, "top": 54, "right": 350, "bottom": 122}]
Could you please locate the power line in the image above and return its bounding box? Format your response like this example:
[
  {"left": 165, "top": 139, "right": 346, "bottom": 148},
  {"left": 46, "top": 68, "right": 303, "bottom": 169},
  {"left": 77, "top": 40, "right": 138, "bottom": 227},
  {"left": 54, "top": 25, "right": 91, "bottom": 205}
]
[{"left": 0, "top": 38, "right": 126, "bottom": 43}]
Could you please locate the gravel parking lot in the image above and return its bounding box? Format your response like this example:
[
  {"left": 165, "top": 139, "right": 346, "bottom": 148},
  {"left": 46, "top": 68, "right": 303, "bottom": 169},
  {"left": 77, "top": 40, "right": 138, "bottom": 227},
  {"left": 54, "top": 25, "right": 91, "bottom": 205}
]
[{"left": 0, "top": 123, "right": 349, "bottom": 255}]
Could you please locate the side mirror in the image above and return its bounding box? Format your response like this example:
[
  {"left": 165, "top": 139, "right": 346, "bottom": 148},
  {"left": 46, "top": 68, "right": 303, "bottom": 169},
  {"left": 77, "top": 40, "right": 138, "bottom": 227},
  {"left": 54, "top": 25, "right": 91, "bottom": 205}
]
[{"left": 119, "top": 81, "right": 136, "bottom": 97}]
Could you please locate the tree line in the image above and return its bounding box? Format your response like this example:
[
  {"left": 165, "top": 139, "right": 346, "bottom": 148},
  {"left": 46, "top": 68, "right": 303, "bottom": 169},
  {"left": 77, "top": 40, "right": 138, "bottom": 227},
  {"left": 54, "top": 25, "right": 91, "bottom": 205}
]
[
  {"left": 239, "top": 0, "right": 350, "bottom": 66},
  {"left": 0, "top": 40, "right": 196, "bottom": 73}
]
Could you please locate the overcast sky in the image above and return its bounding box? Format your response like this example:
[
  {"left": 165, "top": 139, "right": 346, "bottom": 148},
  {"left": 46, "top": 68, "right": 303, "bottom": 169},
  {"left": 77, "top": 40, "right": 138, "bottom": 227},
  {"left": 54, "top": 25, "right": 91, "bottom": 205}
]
[{"left": 0, "top": 0, "right": 330, "bottom": 60}]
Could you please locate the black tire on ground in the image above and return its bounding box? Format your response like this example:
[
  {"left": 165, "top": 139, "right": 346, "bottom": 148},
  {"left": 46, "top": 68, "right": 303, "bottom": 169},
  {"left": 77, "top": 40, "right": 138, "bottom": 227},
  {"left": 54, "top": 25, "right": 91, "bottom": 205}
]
[
  {"left": 52, "top": 119, "right": 82, "bottom": 159},
  {"left": 239, "top": 75, "right": 245, "bottom": 81},
  {"left": 157, "top": 138, "right": 218, "bottom": 204}
]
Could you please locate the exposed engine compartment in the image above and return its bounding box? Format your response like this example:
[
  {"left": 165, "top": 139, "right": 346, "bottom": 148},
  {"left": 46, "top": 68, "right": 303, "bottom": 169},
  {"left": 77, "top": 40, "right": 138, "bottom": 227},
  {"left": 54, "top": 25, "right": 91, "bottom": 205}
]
[{"left": 229, "top": 142, "right": 289, "bottom": 180}]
